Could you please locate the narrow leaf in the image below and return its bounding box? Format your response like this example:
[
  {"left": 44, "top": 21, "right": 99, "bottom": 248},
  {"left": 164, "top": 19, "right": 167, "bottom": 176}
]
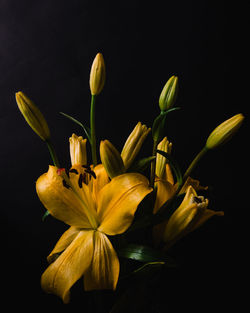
[
  {"left": 60, "top": 112, "right": 91, "bottom": 142},
  {"left": 118, "top": 243, "right": 176, "bottom": 267},
  {"left": 42, "top": 210, "right": 50, "bottom": 221},
  {"left": 156, "top": 150, "right": 183, "bottom": 187},
  {"left": 127, "top": 156, "right": 156, "bottom": 173}
]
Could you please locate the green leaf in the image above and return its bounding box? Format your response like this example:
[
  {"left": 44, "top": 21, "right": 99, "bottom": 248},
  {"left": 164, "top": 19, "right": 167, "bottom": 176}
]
[
  {"left": 156, "top": 149, "right": 183, "bottom": 187},
  {"left": 42, "top": 210, "right": 50, "bottom": 221},
  {"left": 60, "top": 112, "right": 91, "bottom": 142},
  {"left": 118, "top": 243, "right": 176, "bottom": 267},
  {"left": 127, "top": 156, "right": 156, "bottom": 173}
]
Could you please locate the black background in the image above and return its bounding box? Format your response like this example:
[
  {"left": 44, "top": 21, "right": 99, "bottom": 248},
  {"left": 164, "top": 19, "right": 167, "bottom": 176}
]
[{"left": 1, "top": 0, "right": 248, "bottom": 311}]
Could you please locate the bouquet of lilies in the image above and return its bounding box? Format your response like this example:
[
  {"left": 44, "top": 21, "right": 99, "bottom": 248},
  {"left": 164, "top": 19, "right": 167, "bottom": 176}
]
[{"left": 16, "top": 53, "right": 244, "bottom": 304}]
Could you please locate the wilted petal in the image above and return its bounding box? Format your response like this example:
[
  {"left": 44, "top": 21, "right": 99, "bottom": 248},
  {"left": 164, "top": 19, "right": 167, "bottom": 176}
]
[
  {"left": 41, "top": 230, "right": 94, "bottom": 303},
  {"left": 97, "top": 173, "right": 152, "bottom": 235},
  {"left": 84, "top": 231, "right": 119, "bottom": 291}
]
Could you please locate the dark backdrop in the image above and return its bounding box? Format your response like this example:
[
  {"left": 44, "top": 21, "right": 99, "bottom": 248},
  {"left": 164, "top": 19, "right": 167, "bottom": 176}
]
[{"left": 1, "top": 0, "right": 248, "bottom": 311}]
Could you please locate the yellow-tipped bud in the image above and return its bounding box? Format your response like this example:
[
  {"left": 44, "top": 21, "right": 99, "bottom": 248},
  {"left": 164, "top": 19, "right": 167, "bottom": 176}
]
[
  {"left": 69, "top": 134, "right": 87, "bottom": 166},
  {"left": 121, "top": 122, "right": 151, "bottom": 170},
  {"left": 89, "top": 53, "right": 106, "bottom": 95},
  {"left": 163, "top": 186, "right": 224, "bottom": 249},
  {"left": 155, "top": 137, "right": 173, "bottom": 179},
  {"left": 159, "top": 75, "right": 178, "bottom": 111},
  {"left": 15, "top": 91, "right": 50, "bottom": 141},
  {"left": 206, "top": 113, "right": 244, "bottom": 150},
  {"left": 100, "top": 140, "right": 125, "bottom": 178}
]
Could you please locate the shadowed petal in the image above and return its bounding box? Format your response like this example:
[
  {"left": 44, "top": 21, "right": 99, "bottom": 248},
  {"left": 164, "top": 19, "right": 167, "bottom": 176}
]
[
  {"left": 84, "top": 231, "right": 119, "bottom": 291},
  {"left": 41, "top": 230, "right": 94, "bottom": 303},
  {"left": 97, "top": 173, "right": 152, "bottom": 235},
  {"left": 47, "top": 226, "right": 80, "bottom": 263},
  {"left": 153, "top": 178, "right": 175, "bottom": 214}
]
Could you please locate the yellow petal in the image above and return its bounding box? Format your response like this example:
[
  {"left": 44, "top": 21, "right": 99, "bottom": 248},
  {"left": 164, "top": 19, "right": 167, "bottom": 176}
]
[
  {"left": 68, "top": 165, "right": 98, "bottom": 220},
  {"left": 88, "top": 164, "right": 110, "bottom": 203},
  {"left": 84, "top": 231, "right": 120, "bottom": 291},
  {"left": 153, "top": 178, "right": 175, "bottom": 214},
  {"left": 97, "top": 173, "right": 152, "bottom": 235},
  {"left": 192, "top": 208, "right": 224, "bottom": 231},
  {"left": 36, "top": 166, "right": 94, "bottom": 228},
  {"left": 47, "top": 226, "right": 80, "bottom": 263},
  {"left": 41, "top": 230, "right": 94, "bottom": 304},
  {"left": 165, "top": 164, "right": 175, "bottom": 185}
]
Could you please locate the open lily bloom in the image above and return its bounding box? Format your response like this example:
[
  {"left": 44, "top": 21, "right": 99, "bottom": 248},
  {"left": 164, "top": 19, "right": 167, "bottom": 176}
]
[{"left": 36, "top": 134, "right": 152, "bottom": 303}]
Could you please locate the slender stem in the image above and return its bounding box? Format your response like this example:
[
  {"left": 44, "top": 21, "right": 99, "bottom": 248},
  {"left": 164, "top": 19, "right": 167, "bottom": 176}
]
[
  {"left": 150, "top": 139, "right": 158, "bottom": 188},
  {"left": 46, "top": 140, "right": 60, "bottom": 167},
  {"left": 183, "top": 146, "right": 208, "bottom": 182},
  {"left": 90, "top": 95, "right": 97, "bottom": 166}
]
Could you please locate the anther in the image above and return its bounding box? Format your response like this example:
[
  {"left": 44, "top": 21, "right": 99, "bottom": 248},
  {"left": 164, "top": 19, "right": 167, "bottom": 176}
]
[
  {"left": 62, "top": 179, "right": 70, "bottom": 189},
  {"left": 69, "top": 168, "right": 79, "bottom": 175},
  {"left": 78, "top": 174, "right": 83, "bottom": 188}
]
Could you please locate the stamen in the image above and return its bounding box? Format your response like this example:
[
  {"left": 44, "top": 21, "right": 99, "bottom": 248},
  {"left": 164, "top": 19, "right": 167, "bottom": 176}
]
[
  {"left": 69, "top": 168, "right": 79, "bottom": 175},
  {"left": 85, "top": 168, "right": 97, "bottom": 179}
]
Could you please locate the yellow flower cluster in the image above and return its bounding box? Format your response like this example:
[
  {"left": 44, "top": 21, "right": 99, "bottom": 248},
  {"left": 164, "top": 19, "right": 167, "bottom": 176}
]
[{"left": 15, "top": 52, "right": 244, "bottom": 303}]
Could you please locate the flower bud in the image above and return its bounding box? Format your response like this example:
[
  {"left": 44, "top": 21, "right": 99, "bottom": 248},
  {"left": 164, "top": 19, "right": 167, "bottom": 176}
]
[
  {"left": 121, "top": 122, "right": 151, "bottom": 170},
  {"left": 206, "top": 113, "right": 244, "bottom": 150},
  {"left": 89, "top": 53, "right": 106, "bottom": 95},
  {"left": 100, "top": 140, "right": 125, "bottom": 178},
  {"left": 159, "top": 75, "right": 178, "bottom": 111},
  {"left": 15, "top": 91, "right": 50, "bottom": 141},
  {"left": 155, "top": 137, "right": 172, "bottom": 179},
  {"left": 69, "top": 134, "right": 87, "bottom": 166}
]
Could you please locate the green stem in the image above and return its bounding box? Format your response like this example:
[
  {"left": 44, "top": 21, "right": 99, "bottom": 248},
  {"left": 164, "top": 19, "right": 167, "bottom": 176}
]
[
  {"left": 46, "top": 140, "right": 60, "bottom": 167},
  {"left": 183, "top": 146, "right": 208, "bottom": 182},
  {"left": 90, "top": 95, "right": 97, "bottom": 166},
  {"left": 150, "top": 139, "right": 158, "bottom": 188}
]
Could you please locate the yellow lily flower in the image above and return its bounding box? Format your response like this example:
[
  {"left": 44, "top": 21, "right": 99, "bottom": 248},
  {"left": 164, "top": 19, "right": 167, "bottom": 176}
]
[
  {"left": 163, "top": 186, "right": 224, "bottom": 250},
  {"left": 36, "top": 135, "right": 152, "bottom": 303}
]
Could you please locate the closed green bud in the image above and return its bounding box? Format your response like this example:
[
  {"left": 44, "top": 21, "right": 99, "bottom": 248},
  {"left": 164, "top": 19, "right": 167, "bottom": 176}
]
[
  {"left": 159, "top": 75, "right": 178, "bottom": 111},
  {"left": 100, "top": 140, "right": 125, "bottom": 178},
  {"left": 15, "top": 91, "right": 50, "bottom": 141},
  {"left": 89, "top": 53, "right": 106, "bottom": 95},
  {"left": 206, "top": 113, "right": 244, "bottom": 150}
]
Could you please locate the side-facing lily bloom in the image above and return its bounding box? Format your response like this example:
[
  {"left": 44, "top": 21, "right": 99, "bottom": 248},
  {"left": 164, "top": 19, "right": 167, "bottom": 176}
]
[
  {"left": 163, "top": 186, "right": 224, "bottom": 250},
  {"left": 153, "top": 137, "right": 222, "bottom": 247},
  {"left": 36, "top": 134, "right": 152, "bottom": 303}
]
